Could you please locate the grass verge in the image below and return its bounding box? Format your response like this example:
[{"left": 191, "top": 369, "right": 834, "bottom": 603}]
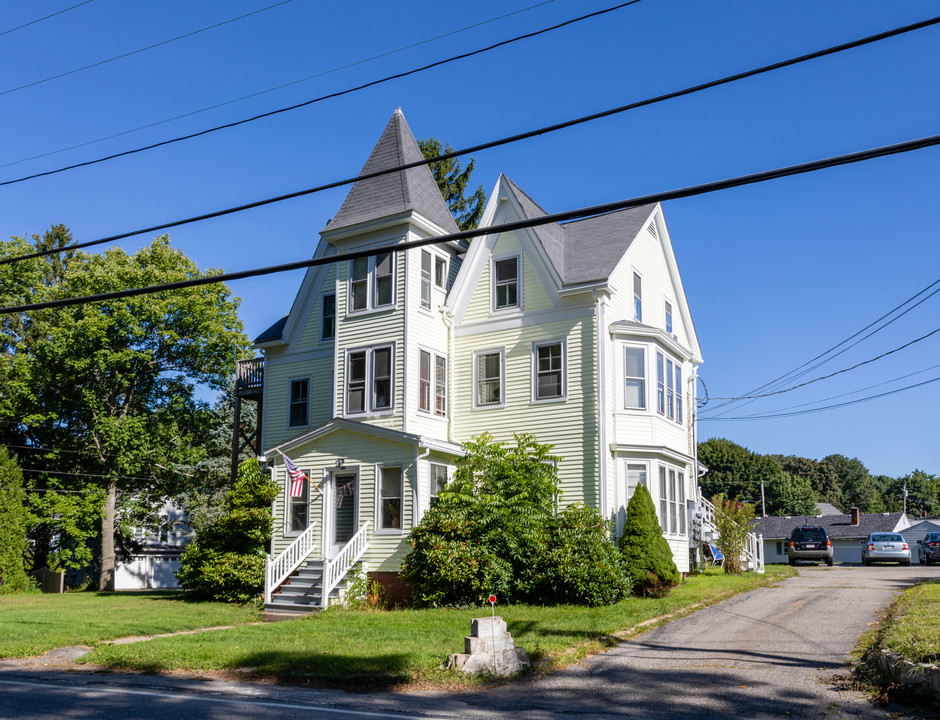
[
  {"left": 0, "top": 591, "right": 261, "bottom": 658},
  {"left": 80, "top": 566, "right": 795, "bottom": 690}
]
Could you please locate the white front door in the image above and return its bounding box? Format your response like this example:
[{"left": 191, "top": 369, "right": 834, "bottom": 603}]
[{"left": 327, "top": 472, "right": 358, "bottom": 557}]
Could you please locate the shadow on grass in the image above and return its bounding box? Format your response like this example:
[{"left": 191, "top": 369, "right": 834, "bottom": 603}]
[{"left": 99, "top": 648, "right": 416, "bottom": 691}]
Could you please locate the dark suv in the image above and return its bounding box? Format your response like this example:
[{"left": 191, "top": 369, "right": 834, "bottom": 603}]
[
  {"left": 787, "top": 526, "right": 834, "bottom": 566},
  {"left": 918, "top": 532, "right": 940, "bottom": 565}
]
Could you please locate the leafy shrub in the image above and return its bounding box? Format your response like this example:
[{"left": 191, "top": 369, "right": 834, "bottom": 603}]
[
  {"left": 402, "top": 433, "right": 558, "bottom": 606},
  {"left": 619, "top": 484, "right": 680, "bottom": 598},
  {"left": 176, "top": 458, "right": 277, "bottom": 603},
  {"left": 522, "top": 504, "right": 630, "bottom": 606}
]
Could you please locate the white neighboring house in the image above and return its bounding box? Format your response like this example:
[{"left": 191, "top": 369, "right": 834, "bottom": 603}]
[
  {"left": 114, "top": 501, "right": 192, "bottom": 590},
  {"left": 235, "top": 109, "right": 707, "bottom": 612}
]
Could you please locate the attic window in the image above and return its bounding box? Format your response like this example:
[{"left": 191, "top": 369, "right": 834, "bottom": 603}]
[{"left": 494, "top": 257, "right": 519, "bottom": 310}]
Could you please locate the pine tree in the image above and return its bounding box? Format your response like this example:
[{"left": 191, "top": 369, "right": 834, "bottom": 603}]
[
  {"left": 618, "top": 484, "right": 680, "bottom": 598},
  {"left": 418, "top": 138, "right": 486, "bottom": 231}
]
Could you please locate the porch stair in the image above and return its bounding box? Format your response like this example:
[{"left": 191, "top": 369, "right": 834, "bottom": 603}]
[{"left": 264, "top": 559, "right": 345, "bottom": 614}]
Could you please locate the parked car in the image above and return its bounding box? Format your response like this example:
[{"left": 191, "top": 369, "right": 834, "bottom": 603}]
[
  {"left": 861, "top": 533, "right": 911, "bottom": 566},
  {"left": 787, "top": 526, "right": 833, "bottom": 566},
  {"left": 917, "top": 532, "right": 940, "bottom": 565}
]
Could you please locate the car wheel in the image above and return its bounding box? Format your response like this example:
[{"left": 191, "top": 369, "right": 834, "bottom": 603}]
[
  {"left": 903, "top": 560, "right": 911, "bottom": 567},
  {"left": 825, "top": 557, "right": 834, "bottom": 566},
  {"left": 862, "top": 558, "right": 869, "bottom": 566},
  {"left": 788, "top": 557, "right": 796, "bottom": 566}
]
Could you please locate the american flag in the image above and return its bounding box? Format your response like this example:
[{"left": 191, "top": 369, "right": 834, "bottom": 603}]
[
  {"left": 336, "top": 481, "right": 355, "bottom": 508},
  {"left": 282, "top": 453, "right": 307, "bottom": 497}
]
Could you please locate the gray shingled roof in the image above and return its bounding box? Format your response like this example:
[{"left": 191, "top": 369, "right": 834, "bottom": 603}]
[
  {"left": 323, "top": 110, "right": 458, "bottom": 236},
  {"left": 754, "top": 511, "right": 907, "bottom": 541},
  {"left": 253, "top": 315, "right": 288, "bottom": 344},
  {"left": 502, "top": 177, "right": 655, "bottom": 286}
]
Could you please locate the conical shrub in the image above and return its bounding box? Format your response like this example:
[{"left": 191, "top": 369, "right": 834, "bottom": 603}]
[{"left": 618, "top": 484, "right": 680, "bottom": 598}]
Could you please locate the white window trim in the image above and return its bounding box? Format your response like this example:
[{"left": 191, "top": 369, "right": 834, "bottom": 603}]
[
  {"left": 328, "top": 467, "right": 360, "bottom": 546},
  {"left": 433, "top": 253, "right": 448, "bottom": 289},
  {"left": 633, "top": 270, "right": 643, "bottom": 323},
  {"left": 283, "top": 464, "right": 312, "bottom": 537},
  {"left": 531, "top": 338, "right": 567, "bottom": 404},
  {"left": 417, "top": 347, "right": 447, "bottom": 417},
  {"left": 491, "top": 253, "right": 521, "bottom": 313},
  {"left": 344, "top": 343, "right": 395, "bottom": 417},
  {"left": 472, "top": 347, "right": 506, "bottom": 410},
  {"left": 664, "top": 299, "right": 673, "bottom": 335},
  {"left": 375, "top": 463, "right": 405, "bottom": 534},
  {"left": 287, "top": 376, "right": 311, "bottom": 428},
  {"left": 656, "top": 463, "right": 687, "bottom": 538},
  {"left": 622, "top": 343, "right": 647, "bottom": 412},
  {"left": 347, "top": 252, "right": 397, "bottom": 316},
  {"left": 320, "top": 292, "right": 336, "bottom": 342}
]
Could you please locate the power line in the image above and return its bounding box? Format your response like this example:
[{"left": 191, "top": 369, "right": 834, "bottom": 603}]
[
  {"left": 0, "top": 0, "right": 643, "bottom": 188},
  {"left": 705, "top": 277, "right": 940, "bottom": 415},
  {"left": 2, "top": 130, "right": 939, "bottom": 314},
  {"left": 0, "top": 0, "right": 296, "bottom": 98},
  {"left": 0, "top": 0, "right": 557, "bottom": 170},
  {"left": 3, "top": 13, "right": 939, "bottom": 269},
  {"left": 0, "top": 1, "right": 95, "bottom": 39},
  {"left": 700, "top": 376, "right": 940, "bottom": 421},
  {"left": 702, "top": 283, "right": 940, "bottom": 409}
]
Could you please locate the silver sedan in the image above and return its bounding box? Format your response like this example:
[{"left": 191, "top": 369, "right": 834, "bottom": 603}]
[{"left": 861, "top": 532, "right": 911, "bottom": 566}]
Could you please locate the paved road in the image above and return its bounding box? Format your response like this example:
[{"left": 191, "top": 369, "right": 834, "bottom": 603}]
[{"left": 0, "top": 565, "right": 936, "bottom": 719}]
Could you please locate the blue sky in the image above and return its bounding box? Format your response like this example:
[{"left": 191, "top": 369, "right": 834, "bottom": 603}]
[{"left": 1, "top": 0, "right": 937, "bottom": 478}]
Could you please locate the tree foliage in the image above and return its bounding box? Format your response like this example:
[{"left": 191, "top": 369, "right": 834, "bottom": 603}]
[
  {"left": 618, "top": 484, "right": 680, "bottom": 597},
  {"left": 0, "top": 227, "right": 249, "bottom": 589},
  {"left": 824, "top": 454, "right": 884, "bottom": 512},
  {"left": 712, "top": 494, "right": 757, "bottom": 575},
  {"left": 418, "top": 137, "right": 486, "bottom": 231},
  {"left": 0, "top": 449, "right": 33, "bottom": 593},
  {"left": 176, "top": 458, "right": 277, "bottom": 603}
]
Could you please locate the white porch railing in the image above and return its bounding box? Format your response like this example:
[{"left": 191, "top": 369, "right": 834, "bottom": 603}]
[
  {"left": 264, "top": 522, "right": 318, "bottom": 604},
  {"left": 321, "top": 521, "right": 371, "bottom": 608},
  {"left": 697, "top": 495, "right": 764, "bottom": 573}
]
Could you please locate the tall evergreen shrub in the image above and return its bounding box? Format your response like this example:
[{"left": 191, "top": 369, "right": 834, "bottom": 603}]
[
  {"left": 618, "top": 484, "right": 680, "bottom": 598},
  {"left": 176, "top": 458, "right": 277, "bottom": 603}
]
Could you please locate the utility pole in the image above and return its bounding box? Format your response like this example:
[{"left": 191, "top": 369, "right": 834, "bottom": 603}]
[{"left": 761, "top": 481, "right": 767, "bottom": 517}]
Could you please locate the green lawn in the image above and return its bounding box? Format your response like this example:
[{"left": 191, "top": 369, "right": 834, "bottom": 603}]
[
  {"left": 0, "top": 591, "right": 261, "bottom": 658},
  {"left": 872, "top": 579, "right": 940, "bottom": 664},
  {"left": 78, "top": 566, "right": 795, "bottom": 689}
]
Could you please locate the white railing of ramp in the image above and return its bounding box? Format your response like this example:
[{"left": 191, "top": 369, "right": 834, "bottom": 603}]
[{"left": 698, "top": 494, "right": 764, "bottom": 573}]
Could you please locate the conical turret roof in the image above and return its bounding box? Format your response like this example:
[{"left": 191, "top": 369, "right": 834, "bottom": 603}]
[{"left": 323, "top": 109, "right": 458, "bottom": 236}]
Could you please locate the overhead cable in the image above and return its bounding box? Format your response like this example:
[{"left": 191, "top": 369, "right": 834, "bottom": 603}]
[
  {"left": 3, "top": 13, "right": 939, "bottom": 269},
  {"left": 0, "top": 0, "right": 643, "bottom": 188},
  {"left": 3, "top": 9, "right": 938, "bottom": 193},
  {"left": 0, "top": 0, "right": 557, "bottom": 170},
  {"left": 700, "top": 376, "right": 940, "bottom": 421},
  {"left": 2, "top": 130, "right": 939, "bottom": 314},
  {"left": 0, "top": 0, "right": 296, "bottom": 98},
  {"left": 0, "top": 1, "right": 95, "bottom": 38}
]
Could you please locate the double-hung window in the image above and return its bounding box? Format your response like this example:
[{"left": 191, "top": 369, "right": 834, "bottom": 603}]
[
  {"left": 418, "top": 349, "right": 447, "bottom": 416},
  {"left": 633, "top": 272, "right": 642, "bottom": 322},
  {"left": 429, "top": 462, "right": 448, "bottom": 508},
  {"left": 349, "top": 253, "right": 395, "bottom": 313},
  {"left": 665, "top": 300, "right": 673, "bottom": 334},
  {"left": 474, "top": 349, "right": 503, "bottom": 408},
  {"left": 656, "top": 351, "right": 683, "bottom": 424},
  {"left": 624, "top": 346, "right": 646, "bottom": 409},
  {"left": 346, "top": 345, "right": 393, "bottom": 415},
  {"left": 288, "top": 378, "right": 309, "bottom": 427},
  {"left": 287, "top": 469, "right": 310, "bottom": 533},
  {"left": 493, "top": 257, "right": 519, "bottom": 310},
  {"left": 378, "top": 466, "right": 403, "bottom": 531},
  {"left": 420, "top": 251, "right": 432, "bottom": 310},
  {"left": 658, "top": 466, "right": 686, "bottom": 536},
  {"left": 534, "top": 341, "right": 565, "bottom": 401},
  {"left": 626, "top": 464, "right": 647, "bottom": 504},
  {"left": 434, "top": 256, "right": 447, "bottom": 289},
  {"left": 321, "top": 293, "right": 336, "bottom": 340}
]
